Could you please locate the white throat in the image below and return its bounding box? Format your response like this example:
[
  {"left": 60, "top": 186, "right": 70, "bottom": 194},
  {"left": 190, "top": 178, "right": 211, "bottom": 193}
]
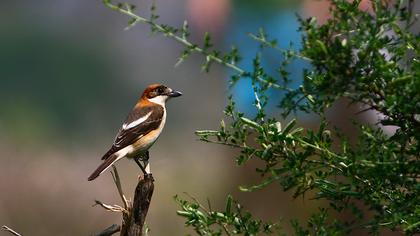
[{"left": 147, "top": 95, "right": 168, "bottom": 106}]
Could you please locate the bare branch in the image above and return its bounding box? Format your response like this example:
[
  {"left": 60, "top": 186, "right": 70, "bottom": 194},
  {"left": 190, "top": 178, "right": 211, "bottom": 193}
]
[
  {"left": 111, "top": 165, "right": 129, "bottom": 209},
  {"left": 94, "top": 224, "right": 121, "bottom": 236},
  {"left": 94, "top": 161, "right": 155, "bottom": 236},
  {"left": 120, "top": 174, "right": 154, "bottom": 236},
  {"left": 1, "top": 225, "right": 22, "bottom": 236},
  {"left": 93, "top": 200, "right": 127, "bottom": 213}
]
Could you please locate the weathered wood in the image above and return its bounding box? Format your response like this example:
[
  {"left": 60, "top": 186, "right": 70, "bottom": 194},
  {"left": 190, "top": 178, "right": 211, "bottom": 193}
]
[
  {"left": 95, "top": 224, "right": 121, "bottom": 236},
  {"left": 120, "top": 174, "right": 154, "bottom": 236}
]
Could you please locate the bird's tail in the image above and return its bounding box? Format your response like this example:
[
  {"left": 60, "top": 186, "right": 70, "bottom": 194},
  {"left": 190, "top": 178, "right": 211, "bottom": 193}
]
[{"left": 88, "top": 154, "right": 122, "bottom": 181}]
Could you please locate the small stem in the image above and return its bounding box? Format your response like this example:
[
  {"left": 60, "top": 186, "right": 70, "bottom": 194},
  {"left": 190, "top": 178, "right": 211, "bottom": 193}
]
[
  {"left": 183, "top": 193, "right": 233, "bottom": 236},
  {"left": 251, "top": 81, "right": 264, "bottom": 122},
  {"left": 199, "top": 138, "right": 244, "bottom": 149},
  {"left": 293, "top": 137, "right": 345, "bottom": 160},
  {"left": 248, "top": 33, "right": 312, "bottom": 61},
  {"left": 221, "top": 223, "right": 232, "bottom": 236},
  {"left": 184, "top": 192, "right": 210, "bottom": 212},
  {"left": 94, "top": 200, "right": 127, "bottom": 213}
]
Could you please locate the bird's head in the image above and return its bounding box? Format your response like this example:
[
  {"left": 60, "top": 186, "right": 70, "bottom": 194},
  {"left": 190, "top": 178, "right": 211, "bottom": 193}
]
[{"left": 141, "top": 84, "right": 182, "bottom": 105}]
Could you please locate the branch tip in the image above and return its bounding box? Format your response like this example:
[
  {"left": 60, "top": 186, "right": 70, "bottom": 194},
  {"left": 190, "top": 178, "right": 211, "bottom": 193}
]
[{"left": 2, "top": 225, "right": 22, "bottom": 236}]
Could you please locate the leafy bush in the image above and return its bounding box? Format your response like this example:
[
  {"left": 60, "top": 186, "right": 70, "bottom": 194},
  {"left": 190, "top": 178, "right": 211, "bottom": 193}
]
[{"left": 103, "top": 0, "right": 419, "bottom": 234}]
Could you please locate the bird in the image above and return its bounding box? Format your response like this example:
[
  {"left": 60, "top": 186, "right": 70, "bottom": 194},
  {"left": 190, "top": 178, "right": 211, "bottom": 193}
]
[{"left": 88, "top": 84, "right": 182, "bottom": 181}]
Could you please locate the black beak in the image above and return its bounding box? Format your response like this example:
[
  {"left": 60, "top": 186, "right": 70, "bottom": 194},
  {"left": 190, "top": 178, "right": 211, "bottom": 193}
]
[{"left": 168, "top": 90, "right": 182, "bottom": 97}]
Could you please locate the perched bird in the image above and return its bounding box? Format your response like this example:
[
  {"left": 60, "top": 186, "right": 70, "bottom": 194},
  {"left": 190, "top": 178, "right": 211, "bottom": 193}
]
[{"left": 88, "top": 84, "right": 182, "bottom": 181}]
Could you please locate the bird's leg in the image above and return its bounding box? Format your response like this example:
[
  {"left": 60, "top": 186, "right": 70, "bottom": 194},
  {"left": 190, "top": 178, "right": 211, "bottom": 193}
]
[
  {"left": 134, "top": 157, "right": 148, "bottom": 176},
  {"left": 134, "top": 151, "right": 151, "bottom": 177},
  {"left": 142, "top": 151, "right": 150, "bottom": 168},
  {"left": 138, "top": 151, "right": 150, "bottom": 162},
  {"left": 142, "top": 151, "right": 151, "bottom": 177}
]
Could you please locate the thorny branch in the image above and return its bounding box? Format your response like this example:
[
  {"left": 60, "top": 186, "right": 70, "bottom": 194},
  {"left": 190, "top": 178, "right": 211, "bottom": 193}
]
[{"left": 103, "top": 0, "right": 289, "bottom": 90}]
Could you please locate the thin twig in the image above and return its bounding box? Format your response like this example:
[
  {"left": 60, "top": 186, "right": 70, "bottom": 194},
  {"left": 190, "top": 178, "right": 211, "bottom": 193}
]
[
  {"left": 198, "top": 138, "right": 244, "bottom": 148},
  {"left": 1, "top": 225, "right": 22, "bottom": 236},
  {"left": 103, "top": 1, "right": 284, "bottom": 90},
  {"left": 183, "top": 194, "right": 232, "bottom": 236},
  {"left": 248, "top": 33, "right": 312, "bottom": 61},
  {"left": 251, "top": 81, "right": 264, "bottom": 122},
  {"left": 221, "top": 223, "right": 232, "bottom": 236},
  {"left": 294, "top": 137, "right": 346, "bottom": 160},
  {"left": 111, "top": 165, "right": 129, "bottom": 209},
  {"left": 184, "top": 192, "right": 210, "bottom": 212},
  {"left": 93, "top": 200, "right": 127, "bottom": 213}
]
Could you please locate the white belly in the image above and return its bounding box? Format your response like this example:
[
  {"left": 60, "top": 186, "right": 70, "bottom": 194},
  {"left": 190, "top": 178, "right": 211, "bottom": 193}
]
[{"left": 126, "top": 107, "right": 166, "bottom": 158}]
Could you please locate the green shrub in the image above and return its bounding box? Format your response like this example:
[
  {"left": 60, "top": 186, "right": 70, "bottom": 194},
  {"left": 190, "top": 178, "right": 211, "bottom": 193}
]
[{"left": 104, "top": 0, "right": 419, "bottom": 234}]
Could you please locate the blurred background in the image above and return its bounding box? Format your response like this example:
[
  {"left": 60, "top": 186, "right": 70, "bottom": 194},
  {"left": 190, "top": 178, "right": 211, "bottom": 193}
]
[{"left": 0, "top": 0, "right": 416, "bottom": 235}]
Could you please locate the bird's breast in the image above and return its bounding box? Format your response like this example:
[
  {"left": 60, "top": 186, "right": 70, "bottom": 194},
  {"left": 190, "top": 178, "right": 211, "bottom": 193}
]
[{"left": 127, "top": 108, "right": 167, "bottom": 158}]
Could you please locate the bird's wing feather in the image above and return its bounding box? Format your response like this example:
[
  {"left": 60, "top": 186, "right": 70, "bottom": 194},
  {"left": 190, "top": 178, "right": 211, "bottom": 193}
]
[{"left": 101, "top": 105, "right": 164, "bottom": 160}]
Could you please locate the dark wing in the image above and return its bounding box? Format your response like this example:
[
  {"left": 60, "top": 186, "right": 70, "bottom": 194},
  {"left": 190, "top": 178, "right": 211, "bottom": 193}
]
[{"left": 101, "top": 105, "right": 164, "bottom": 160}]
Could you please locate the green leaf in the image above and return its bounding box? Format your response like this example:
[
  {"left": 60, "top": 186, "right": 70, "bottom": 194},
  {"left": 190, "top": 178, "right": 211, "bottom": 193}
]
[
  {"left": 225, "top": 195, "right": 233, "bottom": 216},
  {"left": 281, "top": 119, "right": 296, "bottom": 135},
  {"left": 177, "top": 210, "right": 192, "bottom": 217},
  {"left": 239, "top": 176, "right": 279, "bottom": 192},
  {"left": 240, "top": 117, "right": 263, "bottom": 131}
]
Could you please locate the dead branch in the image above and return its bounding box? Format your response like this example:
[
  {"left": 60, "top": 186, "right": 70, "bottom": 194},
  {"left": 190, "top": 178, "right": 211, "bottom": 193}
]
[
  {"left": 120, "top": 174, "right": 154, "bottom": 236},
  {"left": 111, "top": 165, "right": 129, "bottom": 210},
  {"left": 94, "top": 224, "right": 121, "bottom": 236},
  {"left": 94, "top": 163, "right": 154, "bottom": 236},
  {"left": 93, "top": 200, "right": 127, "bottom": 213},
  {"left": 1, "top": 225, "right": 22, "bottom": 236}
]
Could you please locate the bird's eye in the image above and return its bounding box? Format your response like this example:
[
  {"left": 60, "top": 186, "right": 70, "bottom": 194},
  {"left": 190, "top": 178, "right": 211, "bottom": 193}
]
[{"left": 157, "top": 87, "right": 164, "bottom": 94}]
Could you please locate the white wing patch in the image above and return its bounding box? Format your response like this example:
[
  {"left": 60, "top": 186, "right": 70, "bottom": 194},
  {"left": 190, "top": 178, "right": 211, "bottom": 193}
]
[{"left": 122, "top": 111, "right": 152, "bottom": 130}]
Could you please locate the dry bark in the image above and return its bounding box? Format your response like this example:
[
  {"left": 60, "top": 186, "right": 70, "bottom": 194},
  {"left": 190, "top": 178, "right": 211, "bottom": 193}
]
[{"left": 95, "top": 166, "right": 154, "bottom": 236}]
